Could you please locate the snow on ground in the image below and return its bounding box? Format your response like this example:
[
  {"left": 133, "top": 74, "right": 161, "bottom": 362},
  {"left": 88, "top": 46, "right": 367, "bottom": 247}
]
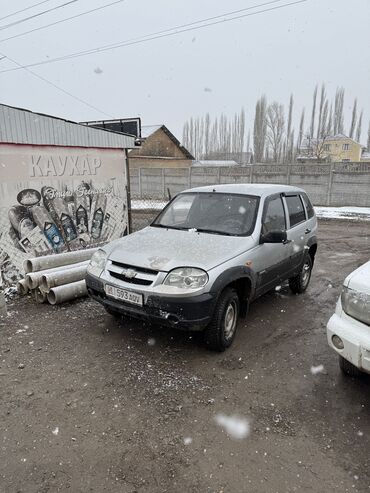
[
  {"left": 314, "top": 206, "right": 370, "bottom": 221},
  {"left": 131, "top": 199, "right": 370, "bottom": 221}
]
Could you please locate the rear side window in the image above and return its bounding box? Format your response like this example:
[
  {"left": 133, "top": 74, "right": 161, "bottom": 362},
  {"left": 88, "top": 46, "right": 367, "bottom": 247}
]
[
  {"left": 262, "top": 196, "right": 286, "bottom": 233},
  {"left": 301, "top": 193, "right": 315, "bottom": 219},
  {"left": 285, "top": 195, "right": 306, "bottom": 227}
]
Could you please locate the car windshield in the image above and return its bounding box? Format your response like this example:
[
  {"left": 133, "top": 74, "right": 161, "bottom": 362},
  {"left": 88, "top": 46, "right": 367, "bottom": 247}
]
[{"left": 152, "top": 192, "right": 259, "bottom": 236}]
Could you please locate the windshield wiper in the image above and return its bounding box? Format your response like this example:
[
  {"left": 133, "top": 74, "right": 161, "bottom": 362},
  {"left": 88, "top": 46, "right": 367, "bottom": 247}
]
[
  {"left": 151, "top": 223, "right": 188, "bottom": 230},
  {"left": 195, "top": 228, "right": 236, "bottom": 236}
]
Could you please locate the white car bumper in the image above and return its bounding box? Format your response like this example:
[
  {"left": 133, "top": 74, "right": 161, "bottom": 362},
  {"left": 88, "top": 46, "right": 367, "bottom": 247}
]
[{"left": 327, "top": 307, "right": 370, "bottom": 374}]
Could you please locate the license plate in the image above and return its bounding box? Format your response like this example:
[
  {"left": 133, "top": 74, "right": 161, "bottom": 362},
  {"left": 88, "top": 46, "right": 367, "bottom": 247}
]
[{"left": 105, "top": 284, "right": 143, "bottom": 306}]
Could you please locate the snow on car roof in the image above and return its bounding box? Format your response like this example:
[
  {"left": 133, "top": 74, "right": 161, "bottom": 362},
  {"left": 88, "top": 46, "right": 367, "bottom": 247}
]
[{"left": 181, "top": 183, "right": 305, "bottom": 197}]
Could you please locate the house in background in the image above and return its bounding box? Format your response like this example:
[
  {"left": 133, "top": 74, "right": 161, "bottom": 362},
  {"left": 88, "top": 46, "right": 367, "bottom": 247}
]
[
  {"left": 297, "top": 134, "right": 365, "bottom": 163},
  {"left": 128, "top": 125, "right": 194, "bottom": 169}
]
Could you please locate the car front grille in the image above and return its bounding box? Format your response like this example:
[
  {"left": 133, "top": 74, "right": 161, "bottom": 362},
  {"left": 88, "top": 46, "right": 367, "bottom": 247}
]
[{"left": 107, "top": 260, "right": 158, "bottom": 286}]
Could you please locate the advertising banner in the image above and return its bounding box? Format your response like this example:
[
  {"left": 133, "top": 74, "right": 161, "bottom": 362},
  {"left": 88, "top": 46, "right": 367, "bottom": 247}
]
[{"left": 0, "top": 144, "right": 128, "bottom": 285}]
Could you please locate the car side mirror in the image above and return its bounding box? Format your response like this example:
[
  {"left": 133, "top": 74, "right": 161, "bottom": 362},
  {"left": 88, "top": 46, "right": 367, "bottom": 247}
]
[{"left": 260, "top": 229, "right": 287, "bottom": 244}]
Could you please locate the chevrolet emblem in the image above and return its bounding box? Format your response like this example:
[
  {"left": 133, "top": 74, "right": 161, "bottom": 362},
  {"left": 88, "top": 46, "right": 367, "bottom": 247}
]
[{"left": 122, "top": 268, "right": 137, "bottom": 279}]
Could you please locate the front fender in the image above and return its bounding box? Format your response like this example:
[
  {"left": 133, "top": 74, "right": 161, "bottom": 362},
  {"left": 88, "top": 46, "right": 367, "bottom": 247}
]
[{"left": 210, "top": 266, "right": 257, "bottom": 301}]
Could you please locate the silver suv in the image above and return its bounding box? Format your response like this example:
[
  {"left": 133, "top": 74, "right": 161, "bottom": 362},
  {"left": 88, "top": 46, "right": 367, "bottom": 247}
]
[{"left": 86, "top": 184, "right": 318, "bottom": 351}]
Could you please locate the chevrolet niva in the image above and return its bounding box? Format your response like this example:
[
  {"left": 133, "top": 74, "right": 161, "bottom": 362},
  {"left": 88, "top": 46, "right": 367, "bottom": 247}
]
[{"left": 86, "top": 184, "right": 318, "bottom": 351}]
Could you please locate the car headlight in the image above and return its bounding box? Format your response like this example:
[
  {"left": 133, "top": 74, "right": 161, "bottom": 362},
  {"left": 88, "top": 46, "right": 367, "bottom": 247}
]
[
  {"left": 87, "top": 249, "right": 107, "bottom": 275},
  {"left": 163, "top": 267, "right": 208, "bottom": 289},
  {"left": 341, "top": 286, "right": 370, "bottom": 326}
]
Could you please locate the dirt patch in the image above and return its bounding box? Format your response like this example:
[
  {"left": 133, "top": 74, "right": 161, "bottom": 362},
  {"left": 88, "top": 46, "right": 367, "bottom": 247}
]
[{"left": 1, "top": 219, "right": 369, "bottom": 492}]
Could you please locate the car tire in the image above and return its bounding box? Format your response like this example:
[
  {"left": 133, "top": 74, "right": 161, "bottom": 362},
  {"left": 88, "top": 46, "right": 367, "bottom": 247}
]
[
  {"left": 204, "top": 288, "right": 239, "bottom": 352},
  {"left": 289, "top": 255, "right": 312, "bottom": 294},
  {"left": 339, "top": 355, "right": 363, "bottom": 378}
]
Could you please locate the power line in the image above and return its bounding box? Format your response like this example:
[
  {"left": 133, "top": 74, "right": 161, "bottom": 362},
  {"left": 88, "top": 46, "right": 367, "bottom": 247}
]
[
  {"left": 0, "top": 50, "right": 114, "bottom": 117},
  {"left": 0, "top": 0, "right": 79, "bottom": 31},
  {"left": 0, "top": 0, "right": 308, "bottom": 74},
  {"left": 0, "top": 0, "right": 125, "bottom": 44},
  {"left": 0, "top": 1, "right": 54, "bottom": 23}
]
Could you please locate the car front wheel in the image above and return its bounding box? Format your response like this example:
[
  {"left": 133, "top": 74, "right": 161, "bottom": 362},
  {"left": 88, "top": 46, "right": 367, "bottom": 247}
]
[
  {"left": 204, "top": 287, "right": 239, "bottom": 351},
  {"left": 289, "top": 255, "right": 312, "bottom": 294}
]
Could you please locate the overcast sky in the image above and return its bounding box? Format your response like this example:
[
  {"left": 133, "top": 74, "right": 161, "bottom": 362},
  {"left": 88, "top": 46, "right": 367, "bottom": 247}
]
[{"left": 1, "top": 0, "right": 369, "bottom": 144}]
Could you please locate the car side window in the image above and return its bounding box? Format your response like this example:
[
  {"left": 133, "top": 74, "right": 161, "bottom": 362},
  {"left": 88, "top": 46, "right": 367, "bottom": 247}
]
[
  {"left": 301, "top": 193, "right": 315, "bottom": 219},
  {"left": 285, "top": 195, "right": 306, "bottom": 227},
  {"left": 262, "top": 196, "right": 286, "bottom": 234}
]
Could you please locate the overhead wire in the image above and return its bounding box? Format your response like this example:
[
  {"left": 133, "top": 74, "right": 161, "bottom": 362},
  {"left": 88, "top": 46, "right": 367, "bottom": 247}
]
[
  {"left": 0, "top": 0, "right": 125, "bottom": 44},
  {"left": 0, "top": 0, "right": 54, "bottom": 23},
  {"left": 0, "top": 49, "right": 114, "bottom": 117},
  {"left": 0, "top": 0, "right": 80, "bottom": 31},
  {"left": 0, "top": 0, "right": 308, "bottom": 74}
]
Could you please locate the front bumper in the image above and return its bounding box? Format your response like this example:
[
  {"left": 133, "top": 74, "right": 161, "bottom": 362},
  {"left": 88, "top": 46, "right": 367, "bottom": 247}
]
[
  {"left": 327, "top": 311, "right": 370, "bottom": 374},
  {"left": 86, "top": 273, "right": 215, "bottom": 331}
]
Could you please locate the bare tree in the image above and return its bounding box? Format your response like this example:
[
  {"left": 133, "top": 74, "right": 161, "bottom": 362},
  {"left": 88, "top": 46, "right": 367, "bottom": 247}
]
[
  {"left": 326, "top": 103, "right": 333, "bottom": 136},
  {"left": 321, "top": 100, "right": 329, "bottom": 137},
  {"left": 316, "top": 84, "right": 326, "bottom": 139},
  {"left": 253, "top": 96, "right": 267, "bottom": 163},
  {"left": 310, "top": 85, "right": 318, "bottom": 138},
  {"left": 204, "top": 113, "right": 210, "bottom": 156},
  {"left": 285, "top": 94, "right": 293, "bottom": 161},
  {"left": 333, "top": 87, "right": 345, "bottom": 135},
  {"left": 266, "top": 102, "right": 285, "bottom": 163},
  {"left": 297, "top": 108, "right": 305, "bottom": 152},
  {"left": 355, "top": 110, "right": 363, "bottom": 143},
  {"left": 367, "top": 121, "right": 370, "bottom": 150},
  {"left": 349, "top": 98, "right": 357, "bottom": 139}
]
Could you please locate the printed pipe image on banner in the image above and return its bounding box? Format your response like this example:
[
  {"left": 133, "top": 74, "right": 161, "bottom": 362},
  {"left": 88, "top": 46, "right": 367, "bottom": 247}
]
[{"left": 0, "top": 145, "right": 128, "bottom": 285}]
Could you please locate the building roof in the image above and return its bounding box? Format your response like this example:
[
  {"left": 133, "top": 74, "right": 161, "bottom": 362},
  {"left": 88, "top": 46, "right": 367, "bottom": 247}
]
[
  {"left": 140, "top": 124, "right": 194, "bottom": 159},
  {"left": 300, "top": 134, "right": 361, "bottom": 149},
  {"left": 192, "top": 160, "right": 240, "bottom": 167},
  {"left": 0, "top": 103, "right": 136, "bottom": 149}
]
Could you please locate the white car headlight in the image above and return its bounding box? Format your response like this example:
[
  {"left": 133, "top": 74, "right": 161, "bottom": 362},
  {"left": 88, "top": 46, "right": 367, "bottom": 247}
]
[
  {"left": 341, "top": 286, "right": 370, "bottom": 326},
  {"left": 163, "top": 267, "right": 208, "bottom": 290},
  {"left": 87, "top": 249, "right": 107, "bottom": 275}
]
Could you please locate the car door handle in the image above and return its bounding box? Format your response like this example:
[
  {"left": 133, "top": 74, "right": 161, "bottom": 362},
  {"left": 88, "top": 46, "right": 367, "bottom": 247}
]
[{"left": 305, "top": 228, "right": 311, "bottom": 234}]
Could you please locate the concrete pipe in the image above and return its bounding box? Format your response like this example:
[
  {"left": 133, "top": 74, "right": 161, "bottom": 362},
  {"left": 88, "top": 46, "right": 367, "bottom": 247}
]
[
  {"left": 34, "top": 288, "right": 47, "bottom": 304},
  {"left": 25, "top": 261, "right": 88, "bottom": 290},
  {"left": 47, "top": 280, "right": 88, "bottom": 305},
  {"left": 41, "top": 264, "right": 88, "bottom": 291},
  {"left": 24, "top": 247, "right": 99, "bottom": 274},
  {"left": 17, "top": 279, "right": 29, "bottom": 295}
]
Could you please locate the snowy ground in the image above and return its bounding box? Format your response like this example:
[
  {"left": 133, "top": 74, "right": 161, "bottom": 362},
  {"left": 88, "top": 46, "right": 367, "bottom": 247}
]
[
  {"left": 1, "top": 220, "right": 369, "bottom": 492},
  {"left": 315, "top": 206, "right": 370, "bottom": 221}
]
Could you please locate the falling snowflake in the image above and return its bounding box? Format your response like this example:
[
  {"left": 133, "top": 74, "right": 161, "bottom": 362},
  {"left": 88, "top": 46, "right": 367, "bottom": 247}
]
[
  {"left": 147, "top": 338, "right": 156, "bottom": 346},
  {"left": 214, "top": 413, "right": 250, "bottom": 439},
  {"left": 94, "top": 67, "right": 103, "bottom": 75},
  {"left": 183, "top": 437, "right": 192, "bottom": 445},
  {"left": 310, "top": 364, "right": 325, "bottom": 375},
  {"left": 52, "top": 427, "right": 59, "bottom": 436}
]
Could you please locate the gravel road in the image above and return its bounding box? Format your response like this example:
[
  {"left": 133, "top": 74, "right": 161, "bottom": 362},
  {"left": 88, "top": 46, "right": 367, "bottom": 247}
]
[{"left": 1, "top": 219, "right": 369, "bottom": 493}]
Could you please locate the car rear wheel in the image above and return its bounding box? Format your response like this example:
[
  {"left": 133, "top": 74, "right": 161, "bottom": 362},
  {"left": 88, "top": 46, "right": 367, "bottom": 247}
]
[
  {"left": 289, "top": 255, "right": 312, "bottom": 294},
  {"left": 339, "top": 355, "right": 363, "bottom": 378},
  {"left": 204, "top": 288, "right": 239, "bottom": 352}
]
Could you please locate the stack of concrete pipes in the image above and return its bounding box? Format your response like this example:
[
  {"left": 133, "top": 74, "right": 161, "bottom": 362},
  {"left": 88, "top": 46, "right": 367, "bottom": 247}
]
[{"left": 17, "top": 248, "right": 98, "bottom": 305}]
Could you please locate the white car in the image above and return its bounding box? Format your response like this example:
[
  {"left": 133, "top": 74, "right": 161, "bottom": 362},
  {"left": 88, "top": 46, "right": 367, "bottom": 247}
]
[{"left": 327, "top": 260, "right": 370, "bottom": 377}]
